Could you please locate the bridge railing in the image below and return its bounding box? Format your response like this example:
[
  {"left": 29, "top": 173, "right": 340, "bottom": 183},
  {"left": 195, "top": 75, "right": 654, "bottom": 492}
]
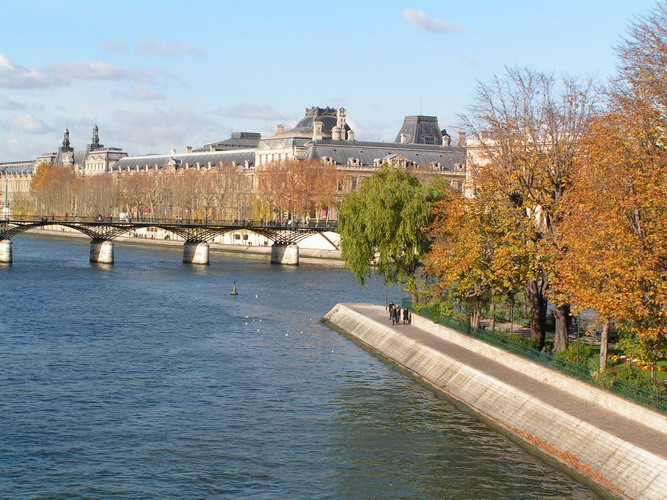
[{"left": 4, "top": 215, "right": 337, "bottom": 229}]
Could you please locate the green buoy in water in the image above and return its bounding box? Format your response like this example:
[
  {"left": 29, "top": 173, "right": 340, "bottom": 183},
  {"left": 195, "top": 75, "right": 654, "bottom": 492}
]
[{"left": 230, "top": 282, "right": 238, "bottom": 296}]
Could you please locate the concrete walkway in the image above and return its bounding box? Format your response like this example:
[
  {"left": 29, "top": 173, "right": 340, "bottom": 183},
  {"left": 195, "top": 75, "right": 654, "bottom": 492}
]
[{"left": 347, "top": 303, "right": 667, "bottom": 461}]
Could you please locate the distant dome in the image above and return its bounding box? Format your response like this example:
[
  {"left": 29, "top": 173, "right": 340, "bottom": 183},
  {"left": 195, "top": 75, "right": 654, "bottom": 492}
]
[{"left": 288, "top": 107, "right": 351, "bottom": 137}]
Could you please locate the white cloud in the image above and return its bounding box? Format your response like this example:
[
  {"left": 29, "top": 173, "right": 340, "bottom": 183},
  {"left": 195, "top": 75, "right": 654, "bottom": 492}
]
[
  {"left": 53, "top": 60, "right": 154, "bottom": 83},
  {"left": 112, "top": 107, "right": 216, "bottom": 149},
  {"left": 4, "top": 137, "right": 29, "bottom": 157},
  {"left": 11, "top": 113, "right": 52, "bottom": 133},
  {"left": 402, "top": 9, "right": 464, "bottom": 33},
  {"left": 463, "top": 57, "right": 482, "bottom": 68},
  {"left": 100, "top": 39, "right": 128, "bottom": 52},
  {"left": 0, "top": 54, "right": 155, "bottom": 89},
  {"left": 0, "top": 54, "right": 68, "bottom": 88},
  {"left": 111, "top": 86, "right": 166, "bottom": 101},
  {"left": 216, "top": 104, "right": 293, "bottom": 120},
  {"left": 345, "top": 116, "right": 365, "bottom": 137},
  {"left": 0, "top": 93, "right": 25, "bottom": 110},
  {"left": 139, "top": 39, "right": 204, "bottom": 57},
  {"left": 53, "top": 60, "right": 128, "bottom": 80}
]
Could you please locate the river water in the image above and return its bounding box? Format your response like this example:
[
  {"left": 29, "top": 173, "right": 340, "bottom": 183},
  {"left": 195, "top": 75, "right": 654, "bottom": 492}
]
[{"left": 0, "top": 234, "right": 597, "bottom": 498}]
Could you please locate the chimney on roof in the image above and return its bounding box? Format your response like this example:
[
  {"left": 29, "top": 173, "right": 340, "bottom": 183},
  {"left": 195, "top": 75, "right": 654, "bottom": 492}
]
[
  {"left": 209, "top": 145, "right": 215, "bottom": 152},
  {"left": 186, "top": 146, "right": 192, "bottom": 153},
  {"left": 171, "top": 149, "right": 177, "bottom": 155},
  {"left": 276, "top": 124, "right": 284, "bottom": 134},
  {"left": 337, "top": 108, "right": 347, "bottom": 129},
  {"left": 458, "top": 132, "right": 466, "bottom": 146},
  {"left": 313, "top": 121, "right": 323, "bottom": 141},
  {"left": 347, "top": 129, "right": 355, "bottom": 141},
  {"left": 442, "top": 130, "right": 451, "bottom": 146},
  {"left": 400, "top": 133, "right": 409, "bottom": 144},
  {"left": 332, "top": 126, "right": 342, "bottom": 141}
]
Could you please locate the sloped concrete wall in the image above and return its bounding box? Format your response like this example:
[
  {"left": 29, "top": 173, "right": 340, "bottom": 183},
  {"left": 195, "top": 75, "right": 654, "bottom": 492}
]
[
  {"left": 323, "top": 303, "right": 667, "bottom": 499},
  {"left": 408, "top": 314, "right": 667, "bottom": 433}
]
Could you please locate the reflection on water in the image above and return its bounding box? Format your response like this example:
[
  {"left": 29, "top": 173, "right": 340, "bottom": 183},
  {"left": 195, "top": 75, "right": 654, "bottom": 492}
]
[{"left": 0, "top": 234, "right": 597, "bottom": 498}]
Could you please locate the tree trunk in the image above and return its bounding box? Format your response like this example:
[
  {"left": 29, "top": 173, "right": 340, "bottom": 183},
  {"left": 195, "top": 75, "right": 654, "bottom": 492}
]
[
  {"left": 525, "top": 279, "right": 546, "bottom": 346},
  {"left": 599, "top": 320, "right": 610, "bottom": 371},
  {"left": 470, "top": 303, "right": 482, "bottom": 329},
  {"left": 553, "top": 304, "right": 570, "bottom": 352},
  {"left": 509, "top": 293, "right": 515, "bottom": 333},
  {"left": 490, "top": 298, "right": 496, "bottom": 331}
]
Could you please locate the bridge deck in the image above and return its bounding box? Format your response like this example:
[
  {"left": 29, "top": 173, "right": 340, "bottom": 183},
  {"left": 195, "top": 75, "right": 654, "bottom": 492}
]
[{"left": 1, "top": 217, "right": 337, "bottom": 245}]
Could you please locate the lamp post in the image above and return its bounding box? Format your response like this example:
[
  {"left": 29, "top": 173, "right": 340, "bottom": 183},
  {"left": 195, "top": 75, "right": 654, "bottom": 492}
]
[{"left": 3, "top": 177, "right": 9, "bottom": 220}]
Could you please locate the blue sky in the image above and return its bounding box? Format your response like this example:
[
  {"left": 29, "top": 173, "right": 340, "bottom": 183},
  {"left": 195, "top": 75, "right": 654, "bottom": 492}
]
[{"left": 0, "top": 0, "right": 658, "bottom": 160}]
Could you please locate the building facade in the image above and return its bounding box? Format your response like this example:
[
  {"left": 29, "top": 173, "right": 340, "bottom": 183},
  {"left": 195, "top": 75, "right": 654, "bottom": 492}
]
[{"left": 0, "top": 107, "right": 467, "bottom": 215}]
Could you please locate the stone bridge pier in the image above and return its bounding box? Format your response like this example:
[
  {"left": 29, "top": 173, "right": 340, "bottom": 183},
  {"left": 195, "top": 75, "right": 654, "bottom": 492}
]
[
  {"left": 0, "top": 239, "right": 12, "bottom": 263},
  {"left": 183, "top": 241, "right": 209, "bottom": 265},
  {"left": 271, "top": 243, "right": 299, "bottom": 265},
  {"left": 90, "top": 239, "right": 114, "bottom": 264}
]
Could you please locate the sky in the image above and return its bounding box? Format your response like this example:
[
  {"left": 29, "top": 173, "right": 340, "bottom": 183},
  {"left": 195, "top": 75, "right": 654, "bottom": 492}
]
[{"left": 0, "top": 0, "right": 659, "bottom": 161}]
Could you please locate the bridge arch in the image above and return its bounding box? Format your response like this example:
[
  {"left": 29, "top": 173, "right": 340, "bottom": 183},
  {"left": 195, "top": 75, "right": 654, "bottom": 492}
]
[{"left": 0, "top": 218, "right": 338, "bottom": 265}]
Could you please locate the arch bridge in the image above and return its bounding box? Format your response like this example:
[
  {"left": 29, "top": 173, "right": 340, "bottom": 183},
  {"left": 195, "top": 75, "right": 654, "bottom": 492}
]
[{"left": 0, "top": 216, "right": 339, "bottom": 265}]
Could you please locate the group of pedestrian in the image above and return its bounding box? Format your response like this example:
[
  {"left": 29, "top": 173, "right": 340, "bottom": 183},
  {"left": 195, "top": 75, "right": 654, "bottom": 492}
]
[{"left": 387, "top": 301, "right": 411, "bottom": 325}]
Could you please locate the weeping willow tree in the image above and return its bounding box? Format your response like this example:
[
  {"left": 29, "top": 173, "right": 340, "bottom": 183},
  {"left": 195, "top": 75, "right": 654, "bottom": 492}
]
[{"left": 338, "top": 165, "right": 443, "bottom": 297}]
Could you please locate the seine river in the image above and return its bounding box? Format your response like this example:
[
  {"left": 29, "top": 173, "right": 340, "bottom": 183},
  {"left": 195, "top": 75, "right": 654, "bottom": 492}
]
[{"left": 0, "top": 234, "right": 597, "bottom": 498}]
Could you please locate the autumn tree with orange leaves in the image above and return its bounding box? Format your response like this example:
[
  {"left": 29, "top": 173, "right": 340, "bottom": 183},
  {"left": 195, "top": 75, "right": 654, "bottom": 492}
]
[
  {"left": 424, "top": 187, "right": 528, "bottom": 328},
  {"left": 257, "top": 159, "right": 342, "bottom": 222},
  {"left": 556, "top": 3, "right": 667, "bottom": 371},
  {"left": 451, "top": 68, "right": 598, "bottom": 348},
  {"left": 31, "top": 163, "right": 76, "bottom": 215}
]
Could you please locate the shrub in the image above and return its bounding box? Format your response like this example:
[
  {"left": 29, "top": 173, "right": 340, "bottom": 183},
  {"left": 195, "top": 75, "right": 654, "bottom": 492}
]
[
  {"left": 505, "top": 334, "right": 541, "bottom": 350},
  {"left": 555, "top": 341, "right": 598, "bottom": 369}
]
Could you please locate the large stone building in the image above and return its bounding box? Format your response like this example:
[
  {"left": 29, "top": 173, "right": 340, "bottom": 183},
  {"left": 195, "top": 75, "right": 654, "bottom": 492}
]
[
  {"left": 0, "top": 125, "right": 127, "bottom": 209},
  {"left": 1, "top": 106, "right": 467, "bottom": 213}
]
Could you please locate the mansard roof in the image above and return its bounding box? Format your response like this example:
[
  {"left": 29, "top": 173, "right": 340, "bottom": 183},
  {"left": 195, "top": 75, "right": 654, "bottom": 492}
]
[
  {"left": 394, "top": 115, "right": 446, "bottom": 145},
  {"left": 285, "top": 107, "right": 351, "bottom": 136},
  {"left": 303, "top": 139, "right": 465, "bottom": 170},
  {"left": 112, "top": 149, "right": 255, "bottom": 171},
  {"left": 197, "top": 132, "right": 261, "bottom": 152},
  {"left": 0, "top": 160, "right": 34, "bottom": 175}
]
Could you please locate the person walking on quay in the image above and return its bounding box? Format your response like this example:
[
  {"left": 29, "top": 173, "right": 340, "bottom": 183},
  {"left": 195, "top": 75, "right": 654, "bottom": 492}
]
[
  {"left": 402, "top": 306, "right": 409, "bottom": 325},
  {"left": 388, "top": 300, "right": 394, "bottom": 319},
  {"left": 393, "top": 304, "right": 401, "bottom": 326}
]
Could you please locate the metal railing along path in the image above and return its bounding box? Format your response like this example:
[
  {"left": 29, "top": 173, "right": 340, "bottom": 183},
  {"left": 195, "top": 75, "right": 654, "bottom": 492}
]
[{"left": 404, "top": 300, "right": 667, "bottom": 415}]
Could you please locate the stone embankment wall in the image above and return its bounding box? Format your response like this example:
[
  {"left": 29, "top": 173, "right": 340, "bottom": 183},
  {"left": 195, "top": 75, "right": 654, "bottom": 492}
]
[{"left": 323, "top": 303, "right": 667, "bottom": 499}]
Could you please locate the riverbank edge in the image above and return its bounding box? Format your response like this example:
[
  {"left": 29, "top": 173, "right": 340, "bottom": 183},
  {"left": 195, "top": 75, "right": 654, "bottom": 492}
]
[
  {"left": 22, "top": 227, "right": 344, "bottom": 266},
  {"left": 323, "top": 303, "right": 667, "bottom": 500}
]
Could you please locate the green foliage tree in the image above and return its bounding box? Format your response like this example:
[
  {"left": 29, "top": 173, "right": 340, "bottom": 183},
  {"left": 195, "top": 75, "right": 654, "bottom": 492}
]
[{"left": 338, "top": 165, "right": 443, "bottom": 295}]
